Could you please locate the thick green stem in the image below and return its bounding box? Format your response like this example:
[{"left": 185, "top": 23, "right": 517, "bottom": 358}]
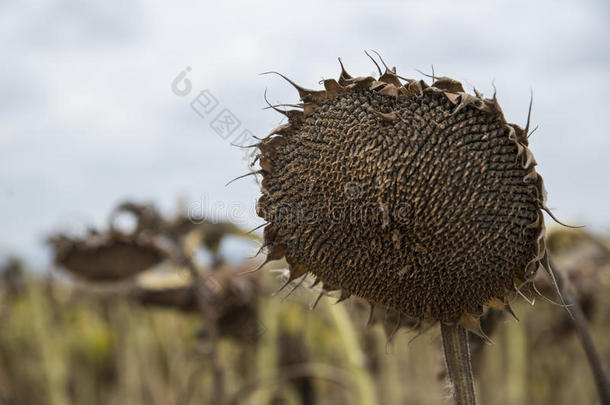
[{"left": 441, "top": 322, "right": 477, "bottom": 405}]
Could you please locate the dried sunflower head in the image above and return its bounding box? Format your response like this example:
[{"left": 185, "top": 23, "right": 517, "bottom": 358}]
[
  {"left": 48, "top": 232, "right": 167, "bottom": 281},
  {"left": 253, "top": 55, "right": 551, "bottom": 334}
]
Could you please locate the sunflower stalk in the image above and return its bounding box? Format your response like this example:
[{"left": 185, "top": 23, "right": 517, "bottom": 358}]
[
  {"left": 441, "top": 323, "right": 476, "bottom": 405},
  {"left": 548, "top": 258, "right": 610, "bottom": 405},
  {"left": 180, "top": 241, "right": 226, "bottom": 405}
]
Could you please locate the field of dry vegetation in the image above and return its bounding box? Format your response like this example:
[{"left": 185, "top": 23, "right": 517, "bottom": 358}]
[{"left": 0, "top": 204, "right": 608, "bottom": 405}]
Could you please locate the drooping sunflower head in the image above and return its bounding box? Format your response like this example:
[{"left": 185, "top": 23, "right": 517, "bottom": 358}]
[
  {"left": 253, "top": 54, "right": 549, "bottom": 335},
  {"left": 48, "top": 232, "right": 167, "bottom": 281}
]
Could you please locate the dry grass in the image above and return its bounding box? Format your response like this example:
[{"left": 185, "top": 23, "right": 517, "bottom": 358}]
[{"left": 0, "top": 266, "right": 608, "bottom": 405}]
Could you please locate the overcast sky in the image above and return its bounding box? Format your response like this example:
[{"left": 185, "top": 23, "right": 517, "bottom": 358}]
[{"left": 1, "top": 0, "right": 609, "bottom": 267}]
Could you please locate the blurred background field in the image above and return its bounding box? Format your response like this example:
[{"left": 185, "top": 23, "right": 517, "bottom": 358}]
[{"left": 0, "top": 211, "right": 609, "bottom": 404}]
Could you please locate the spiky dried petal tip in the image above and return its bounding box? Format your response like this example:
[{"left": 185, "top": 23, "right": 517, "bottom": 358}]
[{"left": 253, "top": 55, "right": 549, "bottom": 334}]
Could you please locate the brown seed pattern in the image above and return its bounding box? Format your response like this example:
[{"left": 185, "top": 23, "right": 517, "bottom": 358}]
[{"left": 254, "top": 59, "right": 548, "bottom": 327}]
